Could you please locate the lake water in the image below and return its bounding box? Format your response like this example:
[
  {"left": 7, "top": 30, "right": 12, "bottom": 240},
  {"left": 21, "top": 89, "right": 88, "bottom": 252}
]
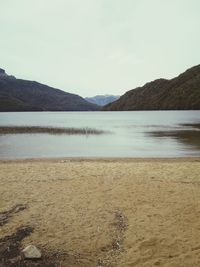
[{"left": 0, "top": 111, "right": 200, "bottom": 159}]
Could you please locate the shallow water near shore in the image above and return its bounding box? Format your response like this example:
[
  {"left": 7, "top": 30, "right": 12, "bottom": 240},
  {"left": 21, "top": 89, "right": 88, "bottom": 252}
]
[{"left": 0, "top": 111, "right": 200, "bottom": 159}]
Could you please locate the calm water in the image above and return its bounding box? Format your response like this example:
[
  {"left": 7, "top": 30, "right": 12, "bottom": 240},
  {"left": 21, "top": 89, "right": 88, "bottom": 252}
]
[{"left": 0, "top": 111, "right": 200, "bottom": 159}]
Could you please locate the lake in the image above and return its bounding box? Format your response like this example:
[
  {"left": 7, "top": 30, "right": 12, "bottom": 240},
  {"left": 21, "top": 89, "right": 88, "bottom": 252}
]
[{"left": 0, "top": 111, "right": 200, "bottom": 159}]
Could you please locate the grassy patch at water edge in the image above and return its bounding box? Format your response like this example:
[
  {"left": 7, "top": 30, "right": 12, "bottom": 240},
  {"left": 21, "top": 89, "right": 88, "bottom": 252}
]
[{"left": 0, "top": 126, "right": 106, "bottom": 135}]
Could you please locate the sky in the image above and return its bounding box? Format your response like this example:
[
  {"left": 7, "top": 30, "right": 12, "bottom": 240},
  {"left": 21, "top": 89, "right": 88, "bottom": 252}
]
[{"left": 0, "top": 0, "right": 200, "bottom": 97}]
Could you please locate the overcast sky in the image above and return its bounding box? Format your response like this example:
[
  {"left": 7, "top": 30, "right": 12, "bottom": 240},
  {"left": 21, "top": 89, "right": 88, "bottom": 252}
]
[{"left": 0, "top": 0, "right": 200, "bottom": 97}]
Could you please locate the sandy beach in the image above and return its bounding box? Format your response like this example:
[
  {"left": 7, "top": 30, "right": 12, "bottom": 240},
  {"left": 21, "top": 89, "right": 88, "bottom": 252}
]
[{"left": 1, "top": 158, "right": 200, "bottom": 266}]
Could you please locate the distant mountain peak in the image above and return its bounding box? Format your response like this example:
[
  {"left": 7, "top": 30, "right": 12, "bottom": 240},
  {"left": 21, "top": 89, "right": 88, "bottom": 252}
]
[
  {"left": 85, "top": 94, "right": 120, "bottom": 106},
  {"left": 0, "top": 68, "right": 7, "bottom": 76},
  {"left": 0, "top": 68, "right": 16, "bottom": 79}
]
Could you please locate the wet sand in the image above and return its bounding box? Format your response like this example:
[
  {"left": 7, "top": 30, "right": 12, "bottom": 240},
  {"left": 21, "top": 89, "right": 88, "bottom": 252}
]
[{"left": 0, "top": 158, "right": 200, "bottom": 266}]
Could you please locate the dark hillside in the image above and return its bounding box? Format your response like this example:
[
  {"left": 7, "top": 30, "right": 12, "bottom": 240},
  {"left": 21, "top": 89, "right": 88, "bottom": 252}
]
[
  {"left": 103, "top": 65, "right": 200, "bottom": 110},
  {"left": 0, "top": 69, "right": 99, "bottom": 111}
]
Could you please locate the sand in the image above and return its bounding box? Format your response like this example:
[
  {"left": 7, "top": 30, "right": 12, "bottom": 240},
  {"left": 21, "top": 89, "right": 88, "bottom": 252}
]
[{"left": 0, "top": 158, "right": 200, "bottom": 266}]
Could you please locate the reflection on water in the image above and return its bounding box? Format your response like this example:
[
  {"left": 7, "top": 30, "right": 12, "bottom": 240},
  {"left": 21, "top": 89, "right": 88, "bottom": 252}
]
[
  {"left": 147, "top": 129, "right": 200, "bottom": 150},
  {"left": 181, "top": 123, "right": 200, "bottom": 129},
  {"left": 0, "top": 111, "right": 200, "bottom": 159}
]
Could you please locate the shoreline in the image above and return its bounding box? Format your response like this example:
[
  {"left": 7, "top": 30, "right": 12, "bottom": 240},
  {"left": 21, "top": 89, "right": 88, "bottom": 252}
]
[{"left": 1, "top": 156, "right": 200, "bottom": 163}]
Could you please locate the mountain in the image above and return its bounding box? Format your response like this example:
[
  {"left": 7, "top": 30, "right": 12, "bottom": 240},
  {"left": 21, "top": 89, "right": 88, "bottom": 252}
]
[
  {"left": 85, "top": 95, "right": 120, "bottom": 106},
  {"left": 103, "top": 65, "right": 200, "bottom": 111},
  {"left": 0, "top": 69, "right": 100, "bottom": 111}
]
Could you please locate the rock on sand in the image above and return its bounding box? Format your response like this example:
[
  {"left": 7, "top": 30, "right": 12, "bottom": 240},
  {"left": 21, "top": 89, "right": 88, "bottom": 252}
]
[{"left": 22, "top": 245, "right": 42, "bottom": 259}]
